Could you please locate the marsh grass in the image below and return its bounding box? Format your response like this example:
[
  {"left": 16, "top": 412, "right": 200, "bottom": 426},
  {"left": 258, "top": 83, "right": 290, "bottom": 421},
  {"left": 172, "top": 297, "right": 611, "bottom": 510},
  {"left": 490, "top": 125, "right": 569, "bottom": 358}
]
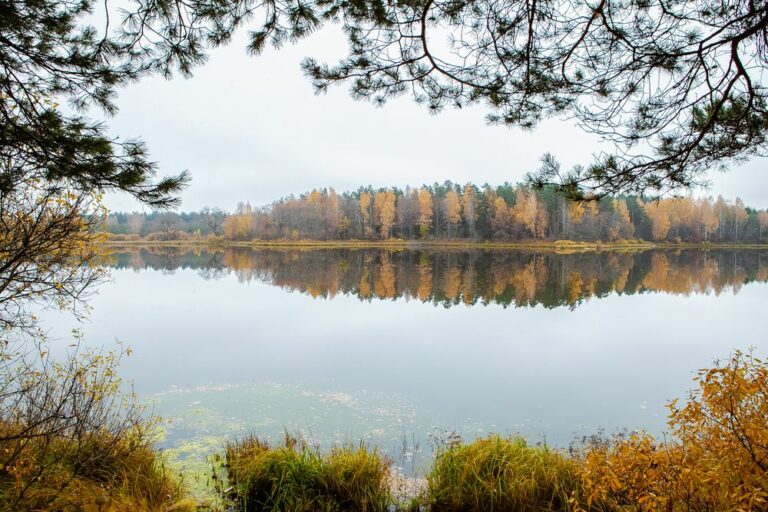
[
  {"left": 421, "top": 435, "right": 585, "bottom": 511},
  {"left": 0, "top": 425, "right": 194, "bottom": 511},
  {"left": 218, "top": 434, "right": 393, "bottom": 512},
  {"left": 214, "top": 433, "right": 599, "bottom": 512}
]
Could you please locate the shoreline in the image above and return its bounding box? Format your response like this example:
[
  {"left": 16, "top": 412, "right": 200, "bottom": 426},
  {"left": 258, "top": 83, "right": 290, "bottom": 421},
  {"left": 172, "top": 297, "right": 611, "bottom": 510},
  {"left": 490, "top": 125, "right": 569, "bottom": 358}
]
[{"left": 100, "top": 239, "right": 768, "bottom": 251}]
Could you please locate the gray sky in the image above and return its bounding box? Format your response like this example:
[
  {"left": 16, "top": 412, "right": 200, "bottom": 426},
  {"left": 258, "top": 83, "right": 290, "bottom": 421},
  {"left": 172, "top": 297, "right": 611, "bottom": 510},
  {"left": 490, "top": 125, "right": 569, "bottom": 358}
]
[{"left": 103, "top": 27, "right": 768, "bottom": 212}]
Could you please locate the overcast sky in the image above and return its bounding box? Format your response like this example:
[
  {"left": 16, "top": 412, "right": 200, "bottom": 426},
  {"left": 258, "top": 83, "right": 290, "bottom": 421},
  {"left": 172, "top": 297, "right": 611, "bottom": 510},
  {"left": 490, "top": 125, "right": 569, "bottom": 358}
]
[{"left": 103, "top": 27, "right": 768, "bottom": 212}]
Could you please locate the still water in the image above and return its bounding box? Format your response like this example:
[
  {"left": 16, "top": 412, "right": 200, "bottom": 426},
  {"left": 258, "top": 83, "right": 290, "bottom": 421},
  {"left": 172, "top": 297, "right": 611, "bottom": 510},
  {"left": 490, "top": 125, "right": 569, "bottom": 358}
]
[{"left": 44, "top": 247, "right": 767, "bottom": 471}]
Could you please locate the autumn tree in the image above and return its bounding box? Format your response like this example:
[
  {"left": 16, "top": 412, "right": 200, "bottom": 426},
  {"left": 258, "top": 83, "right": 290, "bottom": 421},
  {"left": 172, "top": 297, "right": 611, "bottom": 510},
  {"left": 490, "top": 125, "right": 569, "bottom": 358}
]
[
  {"left": 374, "top": 190, "right": 396, "bottom": 239},
  {"left": 699, "top": 199, "right": 720, "bottom": 242},
  {"left": 491, "top": 197, "right": 512, "bottom": 239},
  {"left": 0, "top": 185, "right": 105, "bottom": 338},
  {"left": 396, "top": 187, "right": 419, "bottom": 238},
  {"left": 731, "top": 198, "right": 750, "bottom": 241},
  {"left": 609, "top": 199, "right": 635, "bottom": 240},
  {"left": 201, "top": 207, "right": 227, "bottom": 236},
  {"left": 443, "top": 190, "right": 462, "bottom": 237},
  {"left": 512, "top": 189, "right": 538, "bottom": 239},
  {"left": 569, "top": 202, "right": 586, "bottom": 226},
  {"left": 759, "top": 211, "right": 768, "bottom": 241},
  {"left": 128, "top": 212, "right": 146, "bottom": 236},
  {"left": 359, "top": 192, "right": 373, "bottom": 239},
  {"left": 417, "top": 188, "right": 433, "bottom": 238},
  {"left": 644, "top": 201, "right": 672, "bottom": 241},
  {"left": 323, "top": 189, "right": 341, "bottom": 239},
  {"left": 462, "top": 185, "right": 478, "bottom": 240},
  {"left": 223, "top": 213, "right": 254, "bottom": 240}
]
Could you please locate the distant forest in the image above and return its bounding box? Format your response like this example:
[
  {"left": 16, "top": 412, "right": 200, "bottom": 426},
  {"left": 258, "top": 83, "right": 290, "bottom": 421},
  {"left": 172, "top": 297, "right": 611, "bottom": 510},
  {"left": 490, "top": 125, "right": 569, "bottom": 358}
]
[{"left": 105, "top": 183, "right": 768, "bottom": 244}]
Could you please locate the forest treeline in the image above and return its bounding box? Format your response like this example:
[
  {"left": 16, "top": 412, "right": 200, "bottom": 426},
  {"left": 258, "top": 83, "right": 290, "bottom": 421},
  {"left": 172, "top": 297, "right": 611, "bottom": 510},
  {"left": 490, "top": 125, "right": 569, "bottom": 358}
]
[
  {"left": 106, "top": 183, "right": 768, "bottom": 244},
  {"left": 108, "top": 248, "right": 768, "bottom": 309}
]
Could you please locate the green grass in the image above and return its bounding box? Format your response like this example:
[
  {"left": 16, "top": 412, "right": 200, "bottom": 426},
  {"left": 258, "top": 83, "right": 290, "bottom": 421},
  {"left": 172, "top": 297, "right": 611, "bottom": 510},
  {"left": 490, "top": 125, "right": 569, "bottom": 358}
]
[
  {"left": 214, "top": 434, "right": 600, "bottom": 512},
  {"left": 218, "top": 434, "right": 393, "bottom": 512},
  {"left": 421, "top": 435, "right": 585, "bottom": 512}
]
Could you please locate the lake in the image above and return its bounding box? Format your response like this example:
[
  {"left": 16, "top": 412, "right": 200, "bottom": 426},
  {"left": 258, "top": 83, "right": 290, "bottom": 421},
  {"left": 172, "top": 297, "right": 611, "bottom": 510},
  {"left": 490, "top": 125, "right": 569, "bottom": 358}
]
[{"left": 42, "top": 246, "right": 768, "bottom": 474}]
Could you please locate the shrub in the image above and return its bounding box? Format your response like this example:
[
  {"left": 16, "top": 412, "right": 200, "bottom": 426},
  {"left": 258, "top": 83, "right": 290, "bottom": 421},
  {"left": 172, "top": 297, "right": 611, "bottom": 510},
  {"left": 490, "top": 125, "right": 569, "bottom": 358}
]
[
  {"left": 106, "top": 233, "right": 142, "bottom": 241},
  {"left": 0, "top": 429, "right": 194, "bottom": 511},
  {"left": 423, "top": 435, "right": 584, "bottom": 511},
  {"left": 582, "top": 350, "right": 768, "bottom": 512},
  {"left": 144, "top": 231, "right": 167, "bottom": 241},
  {"left": 0, "top": 343, "right": 193, "bottom": 511},
  {"left": 219, "top": 434, "right": 393, "bottom": 512},
  {"left": 144, "top": 231, "right": 191, "bottom": 241}
]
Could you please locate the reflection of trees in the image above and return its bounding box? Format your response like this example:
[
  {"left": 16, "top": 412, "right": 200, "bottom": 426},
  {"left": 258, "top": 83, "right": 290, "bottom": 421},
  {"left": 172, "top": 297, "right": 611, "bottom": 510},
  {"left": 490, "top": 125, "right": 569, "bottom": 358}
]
[
  {"left": 109, "top": 246, "right": 221, "bottom": 276},
  {"left": 108, "top": 248, "right": 768, "bottom": 309},
  {"left": 198, "top": 252, "right": 227, "bottom": 280}
]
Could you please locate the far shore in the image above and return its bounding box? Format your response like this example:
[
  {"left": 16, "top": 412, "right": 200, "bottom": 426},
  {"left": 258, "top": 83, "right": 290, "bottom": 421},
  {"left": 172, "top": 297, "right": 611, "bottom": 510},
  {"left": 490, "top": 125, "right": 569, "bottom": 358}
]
[{"left": 99, "top": 238, "right": 768, "bottom": 251}]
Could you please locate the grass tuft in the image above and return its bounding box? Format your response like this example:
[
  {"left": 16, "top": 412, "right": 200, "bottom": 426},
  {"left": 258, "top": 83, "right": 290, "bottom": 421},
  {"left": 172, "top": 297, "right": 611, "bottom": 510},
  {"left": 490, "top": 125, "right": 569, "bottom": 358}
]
[
  {"left": 422, "top": 435, "right": 583, "bottom": 511},
  {"left": 0, "top": 425, "right": 194, "bottom": 512},
  {"left": 219, "top": 434, "right": 393, "bottom": 511}
]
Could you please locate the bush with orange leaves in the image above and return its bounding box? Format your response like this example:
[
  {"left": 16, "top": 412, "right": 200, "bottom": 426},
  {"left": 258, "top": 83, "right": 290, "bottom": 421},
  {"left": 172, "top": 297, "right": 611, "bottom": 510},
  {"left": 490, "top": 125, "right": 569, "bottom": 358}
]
[{"left": 581, "top": 350, "right": 768, "bottom": 512}]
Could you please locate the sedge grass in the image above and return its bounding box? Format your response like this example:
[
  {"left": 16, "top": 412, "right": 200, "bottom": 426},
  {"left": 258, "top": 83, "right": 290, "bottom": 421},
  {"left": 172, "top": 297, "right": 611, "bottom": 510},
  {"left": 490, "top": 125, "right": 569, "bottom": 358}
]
[
  {"left": 422, "top": 435, "right": 584, "bottom": 512},
  {"left": 0, "top": 426, "right": 194, "bottom": 512},
  {"left": 220, "top": 434, "right": 392, "bottom": 512}
]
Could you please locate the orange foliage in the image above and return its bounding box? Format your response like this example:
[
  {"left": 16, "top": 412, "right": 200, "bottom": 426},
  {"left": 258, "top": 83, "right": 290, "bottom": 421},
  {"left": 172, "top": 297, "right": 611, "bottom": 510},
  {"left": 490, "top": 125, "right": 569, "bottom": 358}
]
[
  {"left": 492, "top": 197, "right": 512, "bottom": 239},
  {"left": 444, "top": 190, "right": 462, "bottom": 236},
  {"left": 569, "top": 201, "right": 586, "bottom": 224},
  {"left": 359, "top": 192, "right": 373, "bottom": 238},
  {"left": 582, "top": 351, "right": 768, "bottom": 512},
  {"left": 377, "top": 190, "right": 396, "bottom": 239},
  {"left": 512, "top": 188, "right": 538, "bottom": 238},
  {"left": 643, "top": 201, "right": 671, "bottom": 241}
]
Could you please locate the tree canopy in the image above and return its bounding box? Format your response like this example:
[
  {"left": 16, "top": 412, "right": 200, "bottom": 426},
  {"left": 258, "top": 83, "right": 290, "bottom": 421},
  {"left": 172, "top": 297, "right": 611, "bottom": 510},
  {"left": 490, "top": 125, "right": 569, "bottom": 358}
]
[
  {"left": 297, "top": 0, "right": 768, "bottom": 198},
  {"left": 0, "top": 0, "right": 189, "bottom": 208},
  {"left": 3, "top": 0, "right": 767, "bottom": 203}
]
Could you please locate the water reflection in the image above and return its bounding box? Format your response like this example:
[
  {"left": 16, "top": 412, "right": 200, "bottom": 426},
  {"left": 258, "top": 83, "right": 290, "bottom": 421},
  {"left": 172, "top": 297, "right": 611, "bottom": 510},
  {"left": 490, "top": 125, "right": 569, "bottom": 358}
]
[
  {"left": 45, "top": 245, "right": 764, "bottom": 478},
  {"left": 107, "top": 247, "right": 768, "bottom": 309}
]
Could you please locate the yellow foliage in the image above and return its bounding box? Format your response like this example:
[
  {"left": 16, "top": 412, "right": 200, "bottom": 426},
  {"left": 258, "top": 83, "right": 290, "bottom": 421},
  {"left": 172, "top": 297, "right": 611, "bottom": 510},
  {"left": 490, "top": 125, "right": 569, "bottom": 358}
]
[
  {"left": 444, "top": 190, "right": 462, "bottom": 231},
  {"left": 582, "top": 350, "right": 768, "bottom": 512},
  {"left": 417, "top": 188, "right": 433, "bottom": 237}
]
